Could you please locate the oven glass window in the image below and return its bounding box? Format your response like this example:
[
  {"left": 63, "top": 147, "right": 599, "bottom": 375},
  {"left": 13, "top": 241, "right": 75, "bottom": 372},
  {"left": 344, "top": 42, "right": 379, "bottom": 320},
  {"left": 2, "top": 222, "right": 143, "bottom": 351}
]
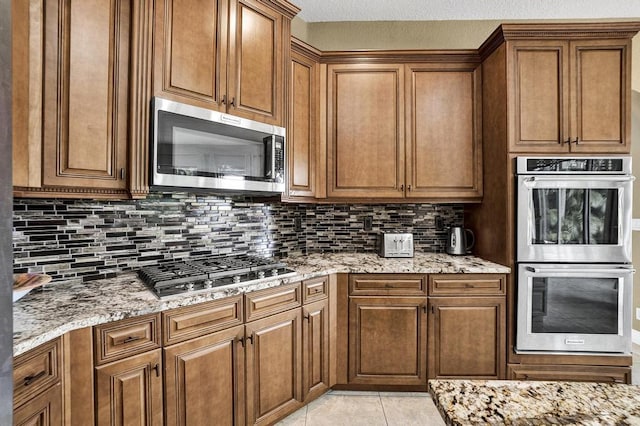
[
  {"left": 157, "top": 111, "right": 267, "bottom": 180},
  {"left": 531, "top": 277, "right": 619, "bottom": 334},
  {"left": 531, "top": 188, "right": 619, "bottom": 245}
]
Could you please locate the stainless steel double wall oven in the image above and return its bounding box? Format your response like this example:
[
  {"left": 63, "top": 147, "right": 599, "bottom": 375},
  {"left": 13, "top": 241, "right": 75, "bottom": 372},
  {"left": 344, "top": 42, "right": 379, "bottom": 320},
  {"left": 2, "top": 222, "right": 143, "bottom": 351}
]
[{"left": 516, "top": 157, "right": 634, "bottom": 354}]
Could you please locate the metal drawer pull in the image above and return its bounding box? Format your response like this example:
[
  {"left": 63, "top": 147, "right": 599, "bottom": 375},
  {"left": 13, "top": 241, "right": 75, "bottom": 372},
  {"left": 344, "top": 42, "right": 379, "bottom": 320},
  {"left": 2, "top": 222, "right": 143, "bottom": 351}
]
[
  {"left": 24, "top": 370, "right": 46, "bottom": 386},
  {"left": 122, "top": 336, "right": 142, "bottom": 344}
]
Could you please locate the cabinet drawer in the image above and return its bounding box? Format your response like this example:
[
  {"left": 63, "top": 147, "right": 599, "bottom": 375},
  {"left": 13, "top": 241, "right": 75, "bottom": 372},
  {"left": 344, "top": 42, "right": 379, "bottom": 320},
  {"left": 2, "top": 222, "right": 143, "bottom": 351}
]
[
  {"left": 303, "top": 276, "right": 328, "bottom": 304},
  {"left": 428, "top": 274, "right": 506, "bottom": 296},
  {"left": 94, "top": 313, "right": 161, "bottom": 365},
  {"left": 14, "top": 338, "right": 62, "bottom": 408},
  {"left": 163, "top": 296, "right": 243, "bottom": 346},
  {"left": 245, "top": 282, "right": 301, "bottom": 322},
  {"left": 349, "top": 274, "right": 427, "bottom": 296},
  {"left": 508, "top": 364, "right": 631, "bottom": 384}
]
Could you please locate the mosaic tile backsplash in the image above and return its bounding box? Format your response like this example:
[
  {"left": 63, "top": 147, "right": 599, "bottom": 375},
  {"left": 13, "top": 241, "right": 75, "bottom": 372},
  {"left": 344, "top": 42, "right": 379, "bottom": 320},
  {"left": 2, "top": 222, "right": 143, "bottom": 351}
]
[{"left": 13, "top": 193, "right": 462, "bottom": 284}]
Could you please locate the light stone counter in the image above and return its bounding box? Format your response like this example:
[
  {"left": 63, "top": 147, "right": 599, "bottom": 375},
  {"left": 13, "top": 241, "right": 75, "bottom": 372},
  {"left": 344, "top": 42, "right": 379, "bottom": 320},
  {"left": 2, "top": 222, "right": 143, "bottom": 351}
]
[
  {"left": 429, "top": 379, "right": 640, "bottom": 425},
  {"left": 13, "top": 253, "right": 509, "bottom": 356}
]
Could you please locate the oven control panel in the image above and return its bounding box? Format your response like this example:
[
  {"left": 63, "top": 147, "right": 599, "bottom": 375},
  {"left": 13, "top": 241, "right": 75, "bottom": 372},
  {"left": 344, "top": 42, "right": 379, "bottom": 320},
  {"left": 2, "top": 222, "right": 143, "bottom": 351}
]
[{"left": 517, "top": 157, "right": 630, "bottom": 174}]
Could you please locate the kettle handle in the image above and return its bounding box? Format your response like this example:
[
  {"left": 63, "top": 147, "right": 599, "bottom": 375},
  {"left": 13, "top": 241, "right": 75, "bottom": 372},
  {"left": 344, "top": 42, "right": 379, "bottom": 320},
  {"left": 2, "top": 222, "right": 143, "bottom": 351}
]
[{"left": 465, "top": 229, "right": 475, "bottom": 253}]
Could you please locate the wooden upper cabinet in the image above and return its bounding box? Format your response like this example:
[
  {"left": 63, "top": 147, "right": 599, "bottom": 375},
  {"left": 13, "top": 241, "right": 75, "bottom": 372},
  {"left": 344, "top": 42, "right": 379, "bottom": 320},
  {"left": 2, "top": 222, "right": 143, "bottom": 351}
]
[
  {"left": 508, "top": 38, "right": 631, "bottom": 153},
  {"left": 14, "top": 0, "right": 153, "bottom": 198},
  {"left": 154, "top": 0, "right": 289, "bottom": 126},
  {"left": 570, "top": 39, "right": 630, "bottom": 153},
  {"left": 405, "top": 63, "right": 482, "bottom": 200},
  {"left": 228, "top": 0, "right": 284, "bottom": 125},
  {"left": 42, "top": 0, "right": 127, "bottom": 191},
  {"left": 327, "top": 64, "right": 405, "bottom": 198},
  {"left": 287, "top": 42, "right": 320, "bottom": 198},
  {"left": 509, "top": 40, "right": 569, "bottom": 152},
  {"left": 154, "top": 0, "right": 229, "bottom": 110}
]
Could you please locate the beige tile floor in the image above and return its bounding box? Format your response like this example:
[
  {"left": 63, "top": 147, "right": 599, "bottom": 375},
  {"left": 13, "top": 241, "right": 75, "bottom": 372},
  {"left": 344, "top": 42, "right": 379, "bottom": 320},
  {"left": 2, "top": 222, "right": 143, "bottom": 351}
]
[
  {"left": 276, "top": 391, "right": 445, "bottom": 426},
  {"left": 279, "top": 345, "right": 640, "bottom": 425}
]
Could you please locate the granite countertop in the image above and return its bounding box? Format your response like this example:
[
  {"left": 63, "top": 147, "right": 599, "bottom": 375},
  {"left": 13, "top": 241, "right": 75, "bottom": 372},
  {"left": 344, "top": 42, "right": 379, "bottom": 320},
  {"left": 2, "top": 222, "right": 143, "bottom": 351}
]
[
  {"left": 429, "top": 379, "right": 640, "bottom": 425},
  {"left": 13, "top": 252, "right": 509, "bottom": 356}
]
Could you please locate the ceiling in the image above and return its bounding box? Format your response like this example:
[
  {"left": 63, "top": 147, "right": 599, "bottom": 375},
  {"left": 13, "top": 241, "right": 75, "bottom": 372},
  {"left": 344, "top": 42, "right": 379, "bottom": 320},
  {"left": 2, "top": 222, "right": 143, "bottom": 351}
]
[{"left": 289, "top": 0, "right": 640, "bottom": 22}]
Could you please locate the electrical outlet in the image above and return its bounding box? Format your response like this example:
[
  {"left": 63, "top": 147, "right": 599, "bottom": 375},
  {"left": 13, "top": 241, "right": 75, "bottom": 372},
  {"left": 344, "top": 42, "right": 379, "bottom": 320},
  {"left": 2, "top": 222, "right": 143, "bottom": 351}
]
[
  {"left": 294, "top": 216, "right": 303, "bottom": 232},
  {"left": 364, "top": 216, "right": 373, "bottom": 231},
  {"left": 435, "top": 217, "right": 444, "bottom": 231}
]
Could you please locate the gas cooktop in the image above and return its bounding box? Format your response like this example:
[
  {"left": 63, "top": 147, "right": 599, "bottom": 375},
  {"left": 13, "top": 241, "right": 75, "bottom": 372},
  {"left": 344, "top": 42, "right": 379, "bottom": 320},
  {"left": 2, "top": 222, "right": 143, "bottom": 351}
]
[{"left": 138, "top": 255, "right": 296, "bottom": 298}]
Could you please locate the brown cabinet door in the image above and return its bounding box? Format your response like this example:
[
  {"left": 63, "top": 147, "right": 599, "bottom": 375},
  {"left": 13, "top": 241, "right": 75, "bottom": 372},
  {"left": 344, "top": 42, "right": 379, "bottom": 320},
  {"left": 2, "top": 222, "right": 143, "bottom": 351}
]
[
  {"left": 95, "top": 349, "right": 163, "bottom": 426},
  {"left": 405, "top": 64, "right": 482, "bottom": 200},
  {"left": 302, "top": 300, "right": 329, "bottom": 402},
  {"left": 13, "top": 382, "right": 63, "bottom": 426},
  {"left": 42, "top": 0, "right": 130, "bottom": 190},
  {"left": 428, "top": 297, "right": 505, "bottom": 379},
  {"left": 153, "top": 0, "right": 228, "bottom": 110},
  {"left": 348, "top": 296, "right": 427, "bottom": 386},
  {"left": 508, "top": 40, "right": 570, "bottom": 153},
  {"left": 327, "top": 64, "right": 405, "bottom": 198},
  {"left": 227, "top": 0, "right": 284, "bottom": 125},
  {"left": 164, "top": 325, "right": 245, "bottom": 426},
  {"left": 245, "top": 309, "right": 302, "bottom": 426},
  {"left": 288, "top": 49, "right": 318, "bottom": 198},
  {"left": 569, "top": 39, "right": 631, "bottom": 153}
]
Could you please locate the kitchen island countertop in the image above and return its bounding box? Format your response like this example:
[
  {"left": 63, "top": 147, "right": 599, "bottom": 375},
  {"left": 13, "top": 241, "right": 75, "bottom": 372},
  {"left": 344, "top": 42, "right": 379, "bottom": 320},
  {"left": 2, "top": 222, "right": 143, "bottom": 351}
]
[
  {"left": 13, "top": 252, "right": 509, "bottom": 356},
  {"left": 429, "top": 379, "right": 640, "bottom": 425}
]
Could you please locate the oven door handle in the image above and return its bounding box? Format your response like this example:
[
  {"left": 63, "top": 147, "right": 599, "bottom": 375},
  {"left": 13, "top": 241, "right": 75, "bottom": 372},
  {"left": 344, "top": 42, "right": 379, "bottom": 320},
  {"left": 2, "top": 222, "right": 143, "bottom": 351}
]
[
  {"left": 525, "top": 266, "right": 636, "bottom": 274},
  {"left": 523, "top": 176, "right": 635, "bottom": 184}
]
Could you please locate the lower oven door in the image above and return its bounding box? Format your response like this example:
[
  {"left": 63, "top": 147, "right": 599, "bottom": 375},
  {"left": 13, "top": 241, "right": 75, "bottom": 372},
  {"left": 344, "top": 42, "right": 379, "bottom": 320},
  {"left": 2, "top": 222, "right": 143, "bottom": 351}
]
[{"left": 516, "top": 263, "right": 633, "bottom": 354}]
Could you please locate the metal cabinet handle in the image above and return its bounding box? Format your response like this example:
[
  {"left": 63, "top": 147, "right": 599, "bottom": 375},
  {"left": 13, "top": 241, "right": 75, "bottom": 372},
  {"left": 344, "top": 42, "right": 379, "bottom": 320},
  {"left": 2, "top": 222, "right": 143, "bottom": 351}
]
[
  {"left": 230, "top": 97, "right": 236, "bottom": 108},
  {"left": 122, "top": 336, "right": 142, "bottom": 344},
  {"left": 573, "top": 137, "right": 580, "bottom": 145},
  {"left": 152, "top": 363, "right": 160, "bottom": 377},
  {"left": 221, "top": 95, "right": 227, "bottom": 106},
  {"left": 120, "top": 168, "right": 126, "bottom": 180},
  {"left": 407, "top": 185, "right": 412, "bottom": 191},
  {"left": 400, "top": 184, "right": 404, "bottom": 191},
  {"left": 24, "top": 370, "right": 46, "bottom": 386}
]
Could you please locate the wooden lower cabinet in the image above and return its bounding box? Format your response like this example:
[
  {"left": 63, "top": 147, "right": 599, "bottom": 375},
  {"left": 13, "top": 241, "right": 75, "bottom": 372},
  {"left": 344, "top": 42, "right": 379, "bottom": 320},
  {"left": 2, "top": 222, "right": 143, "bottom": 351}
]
[
  {"left": 303, "top": 299, "right": 330, "bottom": 401},
  {"left": 245, "top": 308, "right": 302, "bottom": 425},
  {"left": 13, "top": 382, "right": 62, "bottom": 426},
  {"left": 348, "top": 296, "right": 427, "bottom": 386},
  {"left": 428, "top": 297, "right": 505, "bottom": 379},
  {"left": 164, "top": 325, "right": 245, "bottom": 426},
  {"left": 508, "top": 364, "right": 632, "bottom": 384},
  {"left": 94, "top": 349, "right": 163, "bottom": 426}
]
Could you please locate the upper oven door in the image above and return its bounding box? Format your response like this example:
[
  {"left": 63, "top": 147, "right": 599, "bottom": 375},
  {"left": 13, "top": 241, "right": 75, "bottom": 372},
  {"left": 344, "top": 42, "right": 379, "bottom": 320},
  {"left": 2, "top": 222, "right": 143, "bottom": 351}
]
[
  {"left": 517, "top": 175, "right": 633, "bottom": 263},
  {"left": 516, "top": 263, "right": 633, "bottom": 354}
]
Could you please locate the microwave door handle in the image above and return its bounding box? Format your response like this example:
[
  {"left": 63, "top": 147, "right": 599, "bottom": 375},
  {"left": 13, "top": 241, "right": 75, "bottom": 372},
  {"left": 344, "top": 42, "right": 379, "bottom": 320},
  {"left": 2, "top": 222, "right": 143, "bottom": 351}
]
[{"left": 525, "top": 266, "right": 636, "bottom": 274}]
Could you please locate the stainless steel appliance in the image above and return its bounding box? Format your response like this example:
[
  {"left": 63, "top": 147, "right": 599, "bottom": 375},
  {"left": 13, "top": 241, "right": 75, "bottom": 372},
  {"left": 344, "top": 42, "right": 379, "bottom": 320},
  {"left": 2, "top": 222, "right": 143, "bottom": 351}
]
[
  {"left": 517, "top": 157, "right": 633, "bottom": 263},
  {"left": 515, "top": 156, "right": 634, "bottom": 355},
  {"left": 377, "top": 233, "right": 414, "bottom": 258},
  {"left": 151, "top": 97, "right": 286, "bottom": 194},
  {"left": 516, "top": 263, "right": 633, "bottom": 354},
  {"left": 138, "top": 255, "right": 296, "bottom": 298},
  {"left": 445, "top": 227, "right": 475, "bottom": 255}
]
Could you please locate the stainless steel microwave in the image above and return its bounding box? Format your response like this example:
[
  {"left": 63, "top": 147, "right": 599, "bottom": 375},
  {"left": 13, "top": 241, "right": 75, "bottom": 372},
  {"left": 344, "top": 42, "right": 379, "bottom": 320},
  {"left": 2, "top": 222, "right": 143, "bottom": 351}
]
[{"left": 151, "top": 97, "right": 286, "bottom": 194}]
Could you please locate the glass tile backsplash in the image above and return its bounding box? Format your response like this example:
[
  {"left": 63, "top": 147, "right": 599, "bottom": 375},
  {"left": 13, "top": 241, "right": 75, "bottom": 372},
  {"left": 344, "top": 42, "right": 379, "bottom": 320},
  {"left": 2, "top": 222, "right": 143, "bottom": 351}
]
[{"left": 13, "top": 193, "right": 462, "bottom": 284}]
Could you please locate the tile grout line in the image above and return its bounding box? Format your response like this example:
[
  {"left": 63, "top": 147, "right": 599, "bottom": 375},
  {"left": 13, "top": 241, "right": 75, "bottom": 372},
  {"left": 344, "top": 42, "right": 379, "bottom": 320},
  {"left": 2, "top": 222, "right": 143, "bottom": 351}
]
[{"left": 379, "top": 392, "right": 390, "bottom": 425}]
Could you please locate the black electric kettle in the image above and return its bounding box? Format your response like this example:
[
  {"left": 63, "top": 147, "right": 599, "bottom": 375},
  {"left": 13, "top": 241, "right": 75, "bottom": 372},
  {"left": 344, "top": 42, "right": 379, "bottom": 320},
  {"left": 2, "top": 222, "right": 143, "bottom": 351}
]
[{"left": 445, "top": 227, "right": 475, "bottom": 255}]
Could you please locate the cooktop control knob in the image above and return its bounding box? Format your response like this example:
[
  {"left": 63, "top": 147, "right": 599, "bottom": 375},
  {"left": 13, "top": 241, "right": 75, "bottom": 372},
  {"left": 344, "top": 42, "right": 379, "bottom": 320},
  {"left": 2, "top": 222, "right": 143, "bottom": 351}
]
[
  {"left": 233, "top": 275, "right": 241, "bottom": 284},
  {"left": 186, "top": 283, "right": 194, "bottom": 291},
  {"left": 271, "top": 269, "right": 279, "bottom": 276},
  {"left": 258, "top": 271, "right": 265, "bottom": 279},
  {"left": 203, "top": 279, "right": 213, "bottom": 289}
]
